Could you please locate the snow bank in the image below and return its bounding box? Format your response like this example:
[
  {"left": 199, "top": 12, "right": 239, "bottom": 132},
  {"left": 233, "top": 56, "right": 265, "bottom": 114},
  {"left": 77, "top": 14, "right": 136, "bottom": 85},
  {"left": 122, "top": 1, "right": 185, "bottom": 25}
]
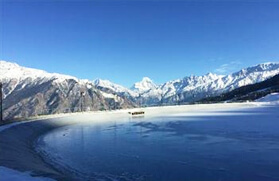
[
  {"left": 256, "top": 93, "right": 279, "bottom": 105},
  {"left": 0, "top": 166, "right": 56, "bottom": 181}
]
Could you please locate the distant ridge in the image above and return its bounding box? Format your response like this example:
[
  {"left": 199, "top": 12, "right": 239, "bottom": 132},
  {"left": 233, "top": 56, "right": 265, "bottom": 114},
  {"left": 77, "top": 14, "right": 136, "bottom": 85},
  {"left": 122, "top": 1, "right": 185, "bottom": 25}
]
[
  {"left": 1, "top": 60, "right": 279, "bottom": 119},
  {"left": 197, "top": 73, "right": 279, "bottom": 103}
]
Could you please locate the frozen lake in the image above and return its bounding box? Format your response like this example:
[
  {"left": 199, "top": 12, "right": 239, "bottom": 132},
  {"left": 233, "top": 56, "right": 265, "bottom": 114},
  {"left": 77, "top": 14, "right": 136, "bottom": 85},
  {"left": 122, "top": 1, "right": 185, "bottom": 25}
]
[{"left": 36, "top": 104, "right": 279, "bottom": 181}]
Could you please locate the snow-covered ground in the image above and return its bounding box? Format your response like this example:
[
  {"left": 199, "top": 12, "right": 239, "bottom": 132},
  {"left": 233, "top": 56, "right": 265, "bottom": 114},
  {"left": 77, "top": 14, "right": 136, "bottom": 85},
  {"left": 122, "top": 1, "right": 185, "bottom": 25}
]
[{"left": 256, "top": 93, "right": 279, "bottom": 105}]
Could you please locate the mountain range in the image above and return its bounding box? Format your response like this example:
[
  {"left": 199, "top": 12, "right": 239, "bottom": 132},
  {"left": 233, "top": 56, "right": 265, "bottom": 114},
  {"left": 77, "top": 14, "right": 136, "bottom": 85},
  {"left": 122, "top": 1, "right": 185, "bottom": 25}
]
[
  {"left": 1, "top": 60, "right": 279, "bottom": 120},
  {"left": 198, "top": 73, "right": 279, "bottom": 103},
  {"left": 95, "top": 62, "right": 279, "bottom": 105}
]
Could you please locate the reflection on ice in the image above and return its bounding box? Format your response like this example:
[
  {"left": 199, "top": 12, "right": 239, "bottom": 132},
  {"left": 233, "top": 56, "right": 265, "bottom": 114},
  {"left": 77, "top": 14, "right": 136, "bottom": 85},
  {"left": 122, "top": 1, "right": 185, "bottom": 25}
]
[{"left": 36, "top": 103, "right": 279, "bottom": 181}]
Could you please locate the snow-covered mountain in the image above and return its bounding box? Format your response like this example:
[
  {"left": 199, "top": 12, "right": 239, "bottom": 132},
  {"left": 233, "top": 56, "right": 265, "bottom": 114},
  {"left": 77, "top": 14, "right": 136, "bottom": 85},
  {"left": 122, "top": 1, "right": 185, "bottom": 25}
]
[
  {"left": 93, "top": 79, "right": 138, "bottom": 107},
  {"left": 162, "top": 62, "right": 279, "bottom": 104},
  {"left": 94, "top": 79, "right": 138, "bottom": 98},
  {"left": 1, "top": 60, "right": 279, "bottom": 119},
  {"left": 0, "top": 60, "right": 77, "bottom": 82},
  {"left": 129, "top": 77, "right": 162, "bottom": 105},
  {"left": 0, "top": 61, "right": 136, "bottom": 120},
  {"left": 131, "top": 77, "right": 158, "bottom": 94},
  {"left": 197, "top": 73, "right": 279, "bottom": 103},
  {"left": 127, "top": 62, "right": 279, "bottom": 105},
  {"left": 92, "top": 62, "right": 279, "bottom": 105}
]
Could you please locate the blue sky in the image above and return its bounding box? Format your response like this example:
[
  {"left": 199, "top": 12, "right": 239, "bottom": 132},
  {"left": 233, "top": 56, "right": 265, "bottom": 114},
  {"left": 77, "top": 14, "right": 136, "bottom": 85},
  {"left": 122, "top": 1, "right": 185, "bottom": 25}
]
[{"left": 1, "top": 1, "right": 279, "bottom": 87}]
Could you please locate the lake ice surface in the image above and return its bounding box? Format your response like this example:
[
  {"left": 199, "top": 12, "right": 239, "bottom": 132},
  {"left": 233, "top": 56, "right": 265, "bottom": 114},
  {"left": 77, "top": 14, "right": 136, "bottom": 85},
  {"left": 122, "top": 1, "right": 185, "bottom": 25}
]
[{"left": 36, "top": 104, "right": 279, "bottom": 181}]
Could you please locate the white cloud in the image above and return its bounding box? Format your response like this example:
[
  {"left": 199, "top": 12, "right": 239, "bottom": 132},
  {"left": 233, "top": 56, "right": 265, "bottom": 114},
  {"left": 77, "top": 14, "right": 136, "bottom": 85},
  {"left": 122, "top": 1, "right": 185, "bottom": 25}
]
[{"left": 214, "top": 61, "right": 242, "bottom": 74}]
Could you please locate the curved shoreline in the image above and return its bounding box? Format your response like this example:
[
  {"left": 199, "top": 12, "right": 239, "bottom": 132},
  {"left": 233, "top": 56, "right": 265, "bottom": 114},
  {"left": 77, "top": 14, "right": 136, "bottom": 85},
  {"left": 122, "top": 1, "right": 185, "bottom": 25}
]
[
  {"left": 0, "top": 109, "right": 142, "bottom": 181},
  {"left": 0, "top": 117, "right": 78, "bottom": 181},
  {"left": 35, "top": 131, "right": 91, "bottom": 181},
  {"left": 0, "top": 103, "right": 265, "bottom": 181}
]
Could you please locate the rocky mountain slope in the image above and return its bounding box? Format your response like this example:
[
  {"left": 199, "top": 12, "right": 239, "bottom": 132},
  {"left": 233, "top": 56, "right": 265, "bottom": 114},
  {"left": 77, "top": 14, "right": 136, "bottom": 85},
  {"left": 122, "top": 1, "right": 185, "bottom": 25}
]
[{"left": 0, "top": 61, "right": 136, "bottom": 120}]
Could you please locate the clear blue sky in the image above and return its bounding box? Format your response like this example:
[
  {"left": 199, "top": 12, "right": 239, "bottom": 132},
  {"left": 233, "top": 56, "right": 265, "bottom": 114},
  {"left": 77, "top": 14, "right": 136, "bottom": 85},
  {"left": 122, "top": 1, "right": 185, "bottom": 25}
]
[{"left": 1, "top": 0, "right": 279, "bottom": 87}]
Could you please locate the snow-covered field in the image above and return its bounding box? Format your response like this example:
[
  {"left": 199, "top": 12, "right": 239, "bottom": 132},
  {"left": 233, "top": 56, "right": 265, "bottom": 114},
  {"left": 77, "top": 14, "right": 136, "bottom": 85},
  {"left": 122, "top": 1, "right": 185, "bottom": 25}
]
[
  {"left": 256, "top": 93, "right": 279, "bottom": 105},
  {"left": 0, "top": 100, "right": 279, "bottom": 181}
]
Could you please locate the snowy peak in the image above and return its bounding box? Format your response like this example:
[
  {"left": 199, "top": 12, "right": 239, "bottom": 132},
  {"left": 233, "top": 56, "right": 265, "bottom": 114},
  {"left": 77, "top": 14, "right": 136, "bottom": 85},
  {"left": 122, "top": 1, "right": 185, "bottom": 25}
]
[
  {"left": 204, "top": 72, "right": 221, "bottom": 79},
  {"left": 254, "top": 62, "right": 279, "bottom": 70},
  {"left": 131, "top": 77, "right": 157, "bottom": 94},
  {"left": 234, "top": 62, "right": 279, "bottom": 76},
  {"left": 183, "top": 73, "right": 222, "bottom": 84},
  {"left": 142, "top": 77, "right": 153, "bottom": 82},
  {"left": 93, "top": 78, "right": 126, "bottom": 93},
  {"left": 226, "top": 62, "right": 279, "bottom": 87},
  {"left": 0, "top": 60, "right": 78, "bottom": 82},
  {"left": 94, "top": 78, "right": 138, "bottom": 97},
  {"left": 0, "top": 60, "right": 46, "bottom": 79},
  {"left": 94, "top": 79, "right": 114, "bottom": 88}
]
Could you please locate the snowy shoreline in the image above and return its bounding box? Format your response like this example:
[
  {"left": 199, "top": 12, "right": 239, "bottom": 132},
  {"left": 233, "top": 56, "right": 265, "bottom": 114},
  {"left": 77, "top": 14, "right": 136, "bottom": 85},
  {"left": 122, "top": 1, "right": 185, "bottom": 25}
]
[{"left": 0, "top": 102, "right": 272, "bottom": 181}]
